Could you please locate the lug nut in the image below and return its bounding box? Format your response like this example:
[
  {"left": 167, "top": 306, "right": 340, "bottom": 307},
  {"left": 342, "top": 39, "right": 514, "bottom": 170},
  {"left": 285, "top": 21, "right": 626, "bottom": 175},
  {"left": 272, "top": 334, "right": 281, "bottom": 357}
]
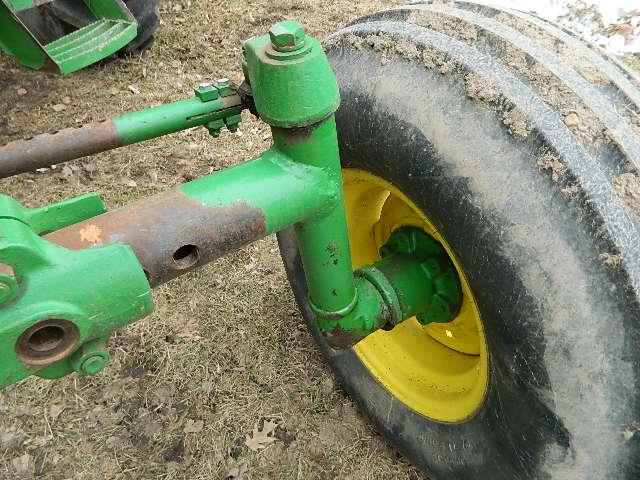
[{"left": 269, "top": 20, "right": 306, "bottom": 52}]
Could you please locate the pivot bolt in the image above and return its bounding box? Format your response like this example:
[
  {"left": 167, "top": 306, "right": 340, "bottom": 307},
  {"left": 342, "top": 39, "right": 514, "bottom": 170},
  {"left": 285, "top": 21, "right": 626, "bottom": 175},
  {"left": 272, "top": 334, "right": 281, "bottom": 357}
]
[
  {"left": 70, "top": 338, "right": 110, "bottom": 376},
  {"left": 269, "top": 20, "right": 306, "bottom": 52}
]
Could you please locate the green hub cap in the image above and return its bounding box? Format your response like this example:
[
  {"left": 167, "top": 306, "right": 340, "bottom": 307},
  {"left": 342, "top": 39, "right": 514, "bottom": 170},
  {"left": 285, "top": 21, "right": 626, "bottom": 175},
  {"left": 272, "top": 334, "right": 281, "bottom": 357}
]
[
  {"left": 379, "top": 228, "right": 463, "bottom": 325},
  {"left": 315, "top": 227, "right": 463, "bottom": 348}
]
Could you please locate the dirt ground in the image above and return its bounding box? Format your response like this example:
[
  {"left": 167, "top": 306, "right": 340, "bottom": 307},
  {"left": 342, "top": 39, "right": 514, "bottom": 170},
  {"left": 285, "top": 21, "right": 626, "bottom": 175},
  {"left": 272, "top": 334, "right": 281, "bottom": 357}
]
[
  {"left": 3, "top": 1, "right": 640, "bottom": 479},
  {"left": 0, "top": 1, "right": 429, "bottom": 479}
]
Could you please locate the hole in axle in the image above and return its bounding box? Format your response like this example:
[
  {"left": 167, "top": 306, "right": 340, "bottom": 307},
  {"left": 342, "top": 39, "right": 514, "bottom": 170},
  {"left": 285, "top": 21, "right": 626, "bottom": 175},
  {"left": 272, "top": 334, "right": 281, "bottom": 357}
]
[
  {"left": 15, "top": 319, "right": 79, "bottom": 366},
  {"left": 28, "top": 326, "right": 64, "bottom": 352},
  {"left": 172, "top": 244, "right": 199, "bottom": 269}
]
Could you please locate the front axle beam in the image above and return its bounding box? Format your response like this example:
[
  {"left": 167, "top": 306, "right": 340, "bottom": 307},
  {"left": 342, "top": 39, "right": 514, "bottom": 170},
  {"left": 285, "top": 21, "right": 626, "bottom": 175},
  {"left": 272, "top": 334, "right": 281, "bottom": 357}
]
[{"left": 45, "top": 147, "right": 338, "bottom": 287}]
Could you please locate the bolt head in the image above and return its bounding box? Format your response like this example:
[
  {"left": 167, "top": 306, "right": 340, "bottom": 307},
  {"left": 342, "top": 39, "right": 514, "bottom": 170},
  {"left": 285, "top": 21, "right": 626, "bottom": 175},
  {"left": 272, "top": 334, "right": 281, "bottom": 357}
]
[
  {"left": 80, "top": 353, "right": 108, "bottom": 376},
  {"left": 194, "top": 82, "right": 219, "bottom": 102},
  {"left": 215, "top": 78, "right": 234, "bottom": 97},
  {"left": 0, "top": 268, "right": 17, "bottom": 305},
  {"left": 269, "top": 20, "right": 306, "bottom": 52}
]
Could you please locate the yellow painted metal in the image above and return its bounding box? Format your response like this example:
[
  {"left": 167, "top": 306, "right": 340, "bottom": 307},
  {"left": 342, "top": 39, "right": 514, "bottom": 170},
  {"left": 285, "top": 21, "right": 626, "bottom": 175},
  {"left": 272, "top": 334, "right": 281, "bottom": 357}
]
[{"left": 343, "top": 169, "right": 488, "bottom": 422}]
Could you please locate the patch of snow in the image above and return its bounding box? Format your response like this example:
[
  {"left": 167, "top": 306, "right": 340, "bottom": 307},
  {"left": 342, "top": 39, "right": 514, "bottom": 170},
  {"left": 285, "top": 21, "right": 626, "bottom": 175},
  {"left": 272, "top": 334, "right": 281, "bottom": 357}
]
[{"left": 477, "top": 0, "right": 640, "bottom": 54}]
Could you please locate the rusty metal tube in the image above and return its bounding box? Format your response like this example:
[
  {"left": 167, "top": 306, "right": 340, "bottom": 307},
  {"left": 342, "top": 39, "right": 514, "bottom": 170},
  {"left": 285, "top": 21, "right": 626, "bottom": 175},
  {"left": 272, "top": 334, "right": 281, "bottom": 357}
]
[
  {"left": 0, "top": 94, "right": 243, "bottom": 179},
  {"left": 44, "top": 150, "right": 336, "bottom": 287},
  {"left": 45, "top": 189, "right": 265, "bottom": 287},
  {"left": 0, "top": 121, "right": 121, "bottom": 178}
]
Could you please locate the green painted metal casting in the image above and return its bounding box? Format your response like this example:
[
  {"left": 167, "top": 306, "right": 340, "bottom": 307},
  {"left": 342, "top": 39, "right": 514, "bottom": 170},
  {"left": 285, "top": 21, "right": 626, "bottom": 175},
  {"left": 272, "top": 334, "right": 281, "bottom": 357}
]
[
  {"left": 179, "top": 148, "right": 338, "bottom": 235},
  {"left": 314, "top": 228, "right": 463, "bottom": 348},
  {"left": 0, "top": 21, "right": 463, "bottom": 388},
  {"left": 113, "top": 82, "right": 243, "bottom": 144},
  {"left": 0, "top": 194, "right": 152, "bottom": 388},
  {"left": 242, "top": 21, "right": 340, "bottom": 128},
  {"left": 0, "top": 0, "right": 137, "bottom": 75}
]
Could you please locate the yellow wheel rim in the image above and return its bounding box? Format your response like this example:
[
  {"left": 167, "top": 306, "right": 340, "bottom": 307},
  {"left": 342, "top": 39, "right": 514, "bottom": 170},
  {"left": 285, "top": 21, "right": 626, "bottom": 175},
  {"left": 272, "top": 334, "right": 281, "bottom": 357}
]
[{"left": 343, "top": 168, "right": 489, "bottom": 422}]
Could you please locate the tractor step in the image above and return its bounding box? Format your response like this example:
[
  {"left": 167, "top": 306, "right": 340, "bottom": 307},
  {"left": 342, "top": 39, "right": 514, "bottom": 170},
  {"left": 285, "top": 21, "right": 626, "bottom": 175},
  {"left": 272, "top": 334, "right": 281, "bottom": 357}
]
[{"left": 43, "top": 18, "right": 136, "bottom": 74}]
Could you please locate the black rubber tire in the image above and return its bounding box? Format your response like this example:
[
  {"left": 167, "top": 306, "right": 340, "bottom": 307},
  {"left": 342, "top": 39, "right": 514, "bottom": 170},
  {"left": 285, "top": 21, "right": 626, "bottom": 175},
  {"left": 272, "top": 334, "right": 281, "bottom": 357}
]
[
  {"left": 278, "top": 3, "right": 640, "bottom": 479},
  {"left": 21, "top": 0, "right": 159, "bottom": 54}
]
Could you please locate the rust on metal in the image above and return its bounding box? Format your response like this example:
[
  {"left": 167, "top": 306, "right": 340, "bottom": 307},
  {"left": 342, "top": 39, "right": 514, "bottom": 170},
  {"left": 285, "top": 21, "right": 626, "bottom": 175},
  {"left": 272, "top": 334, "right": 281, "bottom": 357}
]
[
  {"left": 323, "top": 327, "right": 366, "bottom": 349},
  {"left": 0, "top": 264, "right": 15, "bottom": 277},
  {"left": 272, "top": 125, "right": 315, "bottom": 144},
  {"left": 15, "top": 318, "right": 80, "bottom": 367},
  {"left": 45, "top": 190, "right": 267, "bottom": 287},
  {"left": 0, "top": 120, "right": 121, "bottom": 178}
]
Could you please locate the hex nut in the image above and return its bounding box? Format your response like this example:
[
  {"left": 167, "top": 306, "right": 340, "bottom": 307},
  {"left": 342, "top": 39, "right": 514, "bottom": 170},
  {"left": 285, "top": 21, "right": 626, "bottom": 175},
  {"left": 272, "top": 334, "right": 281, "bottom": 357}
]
[
  {"left": 194, "top": 83, "right": 219, "bottom": 102},
  {"left": 269, "top": 20, "right": 306, "bottom": 52},
  {"left": 215, "top": 78, "right": 235, "bottom": 97}
]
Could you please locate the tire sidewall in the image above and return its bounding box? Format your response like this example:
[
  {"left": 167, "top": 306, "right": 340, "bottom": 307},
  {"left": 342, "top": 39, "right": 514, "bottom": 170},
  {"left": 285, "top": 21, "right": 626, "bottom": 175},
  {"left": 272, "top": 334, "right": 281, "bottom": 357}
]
[{"left": 280, "top": 44, "right": 639, "bottom": 480}]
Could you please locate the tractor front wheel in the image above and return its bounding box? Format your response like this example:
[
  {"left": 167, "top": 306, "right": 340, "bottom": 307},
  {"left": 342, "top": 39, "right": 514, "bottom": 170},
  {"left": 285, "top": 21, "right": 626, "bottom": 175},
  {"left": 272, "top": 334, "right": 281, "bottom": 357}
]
[{"left": 279, "top": 3, "right": 640, "bottom": 479}]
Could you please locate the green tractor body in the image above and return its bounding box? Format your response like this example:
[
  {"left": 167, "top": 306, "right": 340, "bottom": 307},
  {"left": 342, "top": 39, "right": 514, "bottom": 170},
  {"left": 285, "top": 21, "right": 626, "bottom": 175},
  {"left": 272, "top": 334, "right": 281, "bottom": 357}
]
[{"left": 0, "top": 0, "right": 137, "bottom": 74}]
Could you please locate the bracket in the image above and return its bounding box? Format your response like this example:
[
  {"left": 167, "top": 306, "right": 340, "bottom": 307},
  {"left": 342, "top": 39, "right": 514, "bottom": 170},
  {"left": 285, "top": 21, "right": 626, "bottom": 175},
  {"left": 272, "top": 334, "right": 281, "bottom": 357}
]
[{"left": 0, "top": 194, "right": 152, "bottom": 387}]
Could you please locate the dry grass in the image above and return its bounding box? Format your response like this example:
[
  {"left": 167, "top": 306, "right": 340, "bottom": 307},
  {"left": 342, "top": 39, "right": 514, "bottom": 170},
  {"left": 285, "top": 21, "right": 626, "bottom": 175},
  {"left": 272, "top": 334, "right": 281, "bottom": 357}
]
[{"left": 0, "top": 1, "right": 427, "bottom": 479}]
